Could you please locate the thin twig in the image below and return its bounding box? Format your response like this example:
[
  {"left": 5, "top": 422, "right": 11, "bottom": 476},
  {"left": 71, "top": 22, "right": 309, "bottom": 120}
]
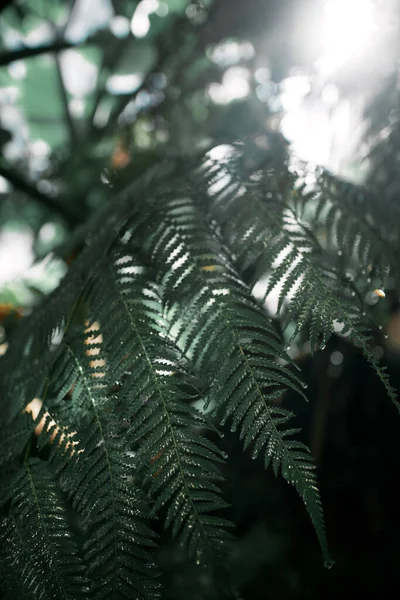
[
  {"left": 0, "top": 41, "right": 77, "bottom": 67},
  {"left": 54, "top": 50, "right": 78, "bottom": 145}
]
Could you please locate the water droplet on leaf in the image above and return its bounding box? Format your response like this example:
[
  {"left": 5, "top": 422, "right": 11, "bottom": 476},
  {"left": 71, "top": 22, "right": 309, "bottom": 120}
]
[{"left": 100, "top": 168, "right": 116, "bottom": 187}]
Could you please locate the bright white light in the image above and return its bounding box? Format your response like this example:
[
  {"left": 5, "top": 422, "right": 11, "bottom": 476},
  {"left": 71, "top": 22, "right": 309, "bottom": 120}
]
[
  {"left": 209, "top": 40, "right": 255, "bottom": 67},
  {"left": 8, "top": 60, "right": 27, "bottom": 80},
  {"left": 66, "top": 0, "right": 113, "bottom": 43},
  {"left": 106, "top": 74, "right": 142, "bottom": 95},
  {"left": 60, "top": 50, "right": 97, "bottom": 97},
  {"left": 131, "top": 13, "right": 150, "bottom": 37},
  {"left": 0, "top": 87, "right": 19, "bottom": 104},
  {"left": 254, "top": 67, "right": 271, "bottom": 84},
  {"left": 110, "top": 15, "right": 130, "bottom": 38},
  {"left": 280, "top": 104, "right": 332, "bottom": 165},
  {"left": 39, "top": 223, "right": 57, "bottom": 243},
  {"left": 131, "top": 0, "right": 159, "bottom": 38},
  {"left": 208, "top": 67, "right": 250, "bottom": 105},
  {"left": 223, "top": 67, "right": 250, "bottom": 98},
  {"left": 280, "top": 75, "right": 310, "bottom": 111},
  {"left": 316, "top": 0, "right": 376, "bottom": 76},
  {"left": 321, "top": 83, "right": 339, "bottom": 107},
  {"left": 0, "top": 230, "right": 33, "bottom": 286},
  {"left": 30, "top": 139, "right": 50, "bottom": 158},
  {"left": 24, "top": 23, "right": 54, "bottom": 47},
  {"left": 0, "top": 176, "right": 10, "bottom": 193},
  {"left": 93, "top": 101, "right": 112, "bottom": 128}
]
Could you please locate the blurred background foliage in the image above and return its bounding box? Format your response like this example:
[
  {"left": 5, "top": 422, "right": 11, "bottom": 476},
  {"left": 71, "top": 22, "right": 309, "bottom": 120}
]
[{"left": 1, "top": 1, "right": 400, "bottom": 598}]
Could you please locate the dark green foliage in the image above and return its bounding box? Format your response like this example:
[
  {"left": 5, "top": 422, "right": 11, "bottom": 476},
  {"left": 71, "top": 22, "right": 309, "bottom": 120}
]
[
  {"left": 0, "top": 0, "right": 399, "bottom": 597},
  {"left": 0, "top": 458, "right": 89, "bottom": 599},
  {"left": 1, "top": 135, "right": 399, "bottom": 597}
]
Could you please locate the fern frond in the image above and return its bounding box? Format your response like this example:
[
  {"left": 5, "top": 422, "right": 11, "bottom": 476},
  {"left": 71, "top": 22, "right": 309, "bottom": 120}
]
[
  {"left": 3, "top": 140, "right": 399, "bottom": 591},
  {"left": 0, "top": 411, "right": 34, "bottom": 467},
  {"left": 195, "top": 153, "right": 397, "bottom": 407},
  {"left": 127, "top": 192, "right": 330, "bottom": 561},
  {"left": 0, "top": 458, "right": 89, "bottom": 600},
  {"left": 313, "top": 170, "right": 399, "bottom": 278},
  {"left": 45, "top": 331, "right": 161, "bottom": 600},
  {"left": 85, "top": 253, "right": 232, "bottom": 564},
  {"left": 0, "top": 515, "right": 40, "bottom": 600}
]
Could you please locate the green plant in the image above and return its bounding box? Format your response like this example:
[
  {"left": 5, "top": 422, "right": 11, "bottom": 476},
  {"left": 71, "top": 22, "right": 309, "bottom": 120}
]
[
  {"left": 1, "top": 136, "right": 399, "bottom": 598},
  {"left": 1, "top": 1, "right": 400, "bottom": 599}
]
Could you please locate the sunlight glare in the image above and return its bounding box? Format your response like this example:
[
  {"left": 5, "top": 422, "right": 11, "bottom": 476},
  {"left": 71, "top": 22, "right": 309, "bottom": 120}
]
[
  {"left": 316, "top": 0, "right": 376, "bottom": 76},
  {"left": 131, "top": 0, "right": 159, "bottom": 38},
  {"left": 208, "top": 67, "right": 250, "bottom": 104}
]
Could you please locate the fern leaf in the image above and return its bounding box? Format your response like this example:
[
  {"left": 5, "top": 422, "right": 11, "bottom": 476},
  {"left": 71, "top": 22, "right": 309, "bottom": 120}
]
[
  {"left": 0, "top": 412, "right": 34, "bottom": 467},
  {"left": 47, "top": 332, "right": 161, "bottom": 600},
  {"left": 197, "top": 154, "right": 397, "bottom": 406},
  {"left": 128, "top": 192, "right": 330, "bottom": 561},
  {"left": 85, "top": 254, "right": 233, "bottom": 564},
  {"left": 0, "top": 458, "right": 89, "bottom": 600}
]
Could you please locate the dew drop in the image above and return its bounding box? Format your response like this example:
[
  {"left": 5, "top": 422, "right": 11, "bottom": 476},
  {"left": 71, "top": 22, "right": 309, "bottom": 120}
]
[
  {"left": 378, "top": 325, "right": 383, "bottom": 330},
  {"left": 320, "top": 343, "right": 326, "bottom": 350},
  {"left": 221, "top": 452, "right": 228, "bottom": 459},
  {"left": 100, "top": 168, "right": 116, "bottom": 187},
  {"left": 384, "top": 334, "right": 388, "bottom": 340},
  {"left": 286, "top": 345, "right": 291, "bottom": 351},
  {"left": 218, "top": 431, "right": 225, "bottom": 439},
  {"left": 324, "top": 559, "right": 335, "bottom": 570},
  {"left": 367, "top": 277, "right": 371, "bottom": 283},
  {"left": 351, "top": 291, "right": 356, "bottom": 297},
  {"left": 337, "top": 250, "right": 342, "bottom": 257},
  {"left": 301, "top": 381, "right": 308, "bottom": 389}
]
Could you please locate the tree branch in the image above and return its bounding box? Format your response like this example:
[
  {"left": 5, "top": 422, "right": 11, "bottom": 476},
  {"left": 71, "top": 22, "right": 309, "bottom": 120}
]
[
  {"left": 0, "top": 41, "right": 77, "bottom": 67},
  {"left": 0, "top": 164, "right": 84, "bottom": 226}
]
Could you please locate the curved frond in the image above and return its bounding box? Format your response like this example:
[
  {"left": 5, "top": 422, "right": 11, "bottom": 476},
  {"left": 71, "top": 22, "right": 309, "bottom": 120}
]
[
  {"left": 46, "top": 331, "right": 160, "bottom": 600},
  {"left": 127, "top": 192, "right": 330, "bottom": 561},
  {"left": 86, "top": 253, "right": 233, "bottom": 564}
]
